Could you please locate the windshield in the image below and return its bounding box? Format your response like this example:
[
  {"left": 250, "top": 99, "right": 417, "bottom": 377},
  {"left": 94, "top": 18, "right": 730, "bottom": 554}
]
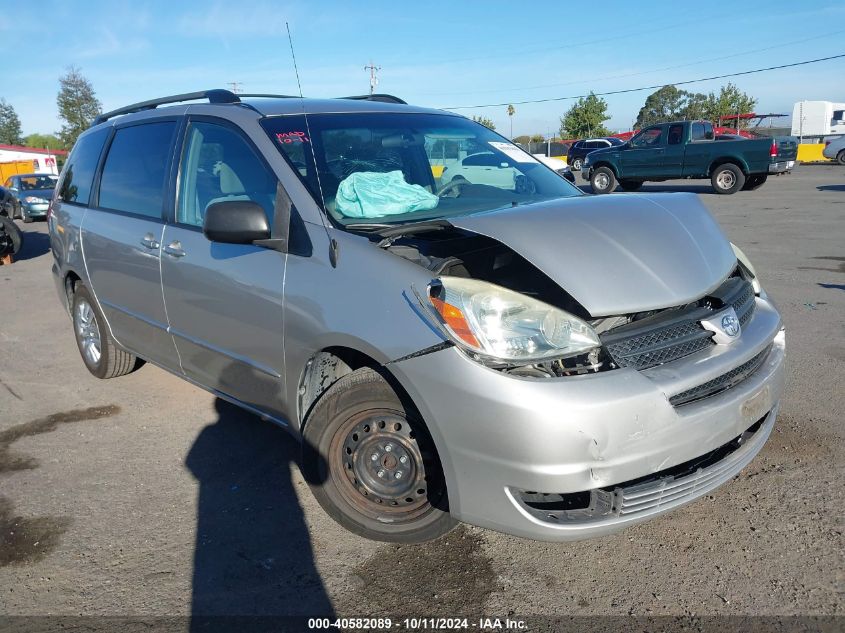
[
  {"left": 261, "top": 112, "right": 581, "bottom": 226},
  {"left": 19, "top": 175, "right": 58, "bottom": 191}
]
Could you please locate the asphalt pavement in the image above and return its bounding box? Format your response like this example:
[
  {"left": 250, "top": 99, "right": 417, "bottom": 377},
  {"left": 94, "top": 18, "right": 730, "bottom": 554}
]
[{"left": 0, "top": 166, "right": 842, "bottom": 627}]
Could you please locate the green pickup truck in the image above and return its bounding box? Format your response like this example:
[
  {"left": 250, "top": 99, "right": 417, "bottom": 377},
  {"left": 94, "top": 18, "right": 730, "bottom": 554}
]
[{"left": 582, "top": 120, "right": 798, "bottom": 195}]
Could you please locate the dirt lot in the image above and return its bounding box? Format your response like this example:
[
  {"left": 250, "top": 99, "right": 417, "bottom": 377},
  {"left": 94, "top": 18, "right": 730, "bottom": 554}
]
[{"left": 0, "top": 167, "right": 842, "bottom": 626}]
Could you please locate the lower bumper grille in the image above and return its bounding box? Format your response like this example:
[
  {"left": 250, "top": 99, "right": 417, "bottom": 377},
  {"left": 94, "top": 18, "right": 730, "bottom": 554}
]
[
  {"left": 516, "top": 410, "right": 774, "bottom": 526},
  {"left": 669, "top": 344, "right": 771, "bottom": 407}
]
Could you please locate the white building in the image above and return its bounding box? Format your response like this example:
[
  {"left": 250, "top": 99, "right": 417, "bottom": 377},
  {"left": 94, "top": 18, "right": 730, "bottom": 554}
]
[{"left": 0, "top": 144, "right": 68, "bottom": 175}]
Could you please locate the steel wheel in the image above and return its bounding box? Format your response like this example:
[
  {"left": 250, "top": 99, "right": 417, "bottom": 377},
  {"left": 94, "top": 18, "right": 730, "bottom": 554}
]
[
  {"left": 593, "top": 172, "right": 609, "bottom": 189},
  {"left": 74, "top": 298, "right": 102, "bottom": 366},
  {"left": 715, "top": 169, "right": 735, "bottom": 190},
  {"left": 303, "top": 367, "right": 456, "bottom": 542},
  {"left": 331, "top": 410, "right": 432, "bottom": 520}
]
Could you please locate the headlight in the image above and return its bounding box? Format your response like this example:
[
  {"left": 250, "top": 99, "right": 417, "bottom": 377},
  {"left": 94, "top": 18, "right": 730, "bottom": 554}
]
[
  {"left": 731, "top": 243, "right": 762, "bottom": 294},
  {"left": 24, "top": 196, "right": 48, "bottom": 204},
  {"left": 425, "top": 276, "right": 600, "bottom": 364}
]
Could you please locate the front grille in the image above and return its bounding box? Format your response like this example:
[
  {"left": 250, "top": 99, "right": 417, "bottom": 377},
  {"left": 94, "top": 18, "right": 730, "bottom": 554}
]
[
  {"left": 669, "top": 345, "right": 771, "bottom": 406},
  {"left": 601, "top": 276, "right": 756, "bottom": 371}
]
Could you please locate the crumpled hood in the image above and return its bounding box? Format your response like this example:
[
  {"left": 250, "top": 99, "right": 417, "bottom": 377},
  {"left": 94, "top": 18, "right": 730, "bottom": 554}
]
[{"left": 450, "top": 193, "right": 737, "bottom": 316}]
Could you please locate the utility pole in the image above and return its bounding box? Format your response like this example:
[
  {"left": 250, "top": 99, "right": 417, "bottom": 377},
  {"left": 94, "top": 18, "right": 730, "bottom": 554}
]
[
  {"left": 227, "top": 81, "right": 242, "bottom": 95},
  {"left": 364, "top": 62, "right": 380, "bottom": 95}
]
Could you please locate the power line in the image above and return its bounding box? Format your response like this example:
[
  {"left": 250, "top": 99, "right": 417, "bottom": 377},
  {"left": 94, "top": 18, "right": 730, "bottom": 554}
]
[
  {"left": 428, "top": 29, "right": 845, "bottom": 97},
  {"left": 441, "top": 53, "right": 845, "bottom": 110}
]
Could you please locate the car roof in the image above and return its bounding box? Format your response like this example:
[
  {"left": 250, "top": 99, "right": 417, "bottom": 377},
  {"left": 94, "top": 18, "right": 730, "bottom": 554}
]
[
  {"left": 90, "top": 90, "right": 455, "bottom": 129},
  {"left": 242, "top": 97, "right": 449, "bottom": 117}
]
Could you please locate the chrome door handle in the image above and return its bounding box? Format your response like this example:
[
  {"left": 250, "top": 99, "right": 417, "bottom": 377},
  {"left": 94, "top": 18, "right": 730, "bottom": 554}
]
[
  {"left": 163, "top": 241, "right": 186, "bottom": 258},
  {"left": 140, "top": 234, "right": 160, "bottom": 249}
]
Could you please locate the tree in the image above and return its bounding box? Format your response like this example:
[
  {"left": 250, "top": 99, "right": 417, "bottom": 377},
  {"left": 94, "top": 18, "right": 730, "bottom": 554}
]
[
  {"left": 636, "top": 85, "right": 711, "bottom": 127},
  {"left": 679, "top": 92, "right": 708, "bottom": 121},
  {"left": 471, "top": 115, "right": 496, "bottom": 131},
  {"left": 507, "top": 104, "right": 515, "bottom": 139},
  {"left": 512, "top": 135, "right": 531, "bottom": 144},
  {"left": 529, "top": 133, "right": 545, "bottom": 143},
  {"left": 701, "top": 83, "right": 757, "bottom": 127},
  {"left": 0, "top": 99, "right": 23, "bottom": 145},
  {"left": 57, "top": 66, "right": 102, "bottom": 149},
  {"left": 635, "top": 85, "right": 687, "bottom": 128},
  {"left": 24, "top": 133, "right": 63, "bottom": 151},
  {"left": 560, "top": 92, "right": 610, "bottom": 139}
]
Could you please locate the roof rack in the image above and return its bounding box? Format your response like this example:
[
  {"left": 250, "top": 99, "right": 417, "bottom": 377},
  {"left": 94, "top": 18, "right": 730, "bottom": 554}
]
[
  {"left": 92, "top": 89, "right": 241, "bottom": 126},
  {"left": 340, "top": 94, "right": 407, "bottom": 105},
  {"left": 237, "top": 93, "right": 300, "bottom": 99}
]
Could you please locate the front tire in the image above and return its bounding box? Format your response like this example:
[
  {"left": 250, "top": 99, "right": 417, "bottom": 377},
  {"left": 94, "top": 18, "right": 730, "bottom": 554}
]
[
  {"left": 590, "top": 166, "right": 617, "bottom": 194},
  {"left": 302, "top": 367, "right": 456, "bottom": 543},
  {"left": 72, "top": 283, "right": 139, "bottom": 379},
  {"left": 21, "top": 206, "right": 33, "bottom": 223},
  {"left": 0, "top": 216, "right": 23, "bottom": 256},
  {"left": 837, "top": 150, "right": 845, "bottom": 165},
  {"left": 711, "top": 163, "right": 745, "bottom": 194}
]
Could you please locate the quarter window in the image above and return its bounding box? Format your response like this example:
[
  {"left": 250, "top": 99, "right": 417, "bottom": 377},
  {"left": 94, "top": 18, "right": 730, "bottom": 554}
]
[
  {"left": 177, "top": 122, "right": 277, "bottom": 227},
  {"left": 58, "top": 127, "right": 109, "bottom": 205},
  {"left": 98, "top": 122, "right": 176, "bottom": 218}
]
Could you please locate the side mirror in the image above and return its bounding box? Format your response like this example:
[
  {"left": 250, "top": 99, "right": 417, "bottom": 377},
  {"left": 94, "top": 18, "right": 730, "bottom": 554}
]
[{"left": 203, "top": 200, "right": 270, "bottom": 244}]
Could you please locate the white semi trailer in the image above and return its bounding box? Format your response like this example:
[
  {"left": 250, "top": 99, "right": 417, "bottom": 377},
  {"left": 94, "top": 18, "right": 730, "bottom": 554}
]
[{"left": 791, "top": 101, "right": 845, "bottom": 140}]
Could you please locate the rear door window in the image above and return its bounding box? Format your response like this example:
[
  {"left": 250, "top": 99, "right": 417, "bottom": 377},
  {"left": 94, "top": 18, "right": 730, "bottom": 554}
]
[{"left": 98, "top": 121, "right": 176, "bottom": 218}]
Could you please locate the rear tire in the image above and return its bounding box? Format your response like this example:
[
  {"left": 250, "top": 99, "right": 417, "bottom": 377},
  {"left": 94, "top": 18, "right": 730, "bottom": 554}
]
[
  {"left": 711, "top": 163, "right": 745, "bottom": 194},
  {"left": 571, "top": 157, "right": 583, "bottom": 170},
  {"left": 742, "top": 174, "right": 768, "bottom": 191},
  {"left": 837, "top": 150, "right": 845, "bottom": 165},
  {"left": 71, "top": 283, "right": 140, "bottom": 379},
  {"left": 0, "top": 216, "right": 23, "bottom": 256},
  {"left": 590, "top": 166, "right": 617, "bottom": 194},
  {"left": 618, "top": 179, "right": 643, "bottom": 192},
  {"left": 302, "top": 367, "right": 456, "bottom": 543}
]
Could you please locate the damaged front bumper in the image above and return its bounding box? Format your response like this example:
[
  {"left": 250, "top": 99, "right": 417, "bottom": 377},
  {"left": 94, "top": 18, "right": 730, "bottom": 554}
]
[{"left": 389, "top": 296, "right": 785, "bottom": 541}]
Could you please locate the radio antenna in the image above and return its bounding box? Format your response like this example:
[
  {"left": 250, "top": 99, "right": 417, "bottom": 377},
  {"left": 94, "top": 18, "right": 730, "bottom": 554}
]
[
  {"left": 285, "top": 22, "right": 338, "bottom": 266},
  {"left": 286, "top": 22, "right": 304, "bottom": 99}
]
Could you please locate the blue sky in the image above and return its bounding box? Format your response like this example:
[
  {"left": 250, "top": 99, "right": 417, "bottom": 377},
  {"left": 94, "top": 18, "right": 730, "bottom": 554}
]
[{"left": 3, "top": 0, "right": 844, "bottom": 138}]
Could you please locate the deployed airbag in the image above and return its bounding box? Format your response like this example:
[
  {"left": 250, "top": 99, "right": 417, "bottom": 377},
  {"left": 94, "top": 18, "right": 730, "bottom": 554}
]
[{"left": 335, "top": 170, "right": 439, "bottom": 218}]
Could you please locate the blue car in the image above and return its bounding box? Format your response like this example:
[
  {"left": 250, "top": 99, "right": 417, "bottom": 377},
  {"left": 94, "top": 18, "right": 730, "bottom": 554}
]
[{"left": 3, "top": 173, "right": 58, "bottom": 222}]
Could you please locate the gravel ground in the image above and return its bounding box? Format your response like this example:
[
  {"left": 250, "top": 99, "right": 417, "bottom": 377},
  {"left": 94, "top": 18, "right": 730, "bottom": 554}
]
[{"left": 0, "top": 167, "right": 842, "bottom": 626}]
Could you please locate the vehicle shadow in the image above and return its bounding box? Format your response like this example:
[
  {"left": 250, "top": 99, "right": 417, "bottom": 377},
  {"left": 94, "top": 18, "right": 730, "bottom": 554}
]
[
  {"left": 185, "top": 395, "right": 335, "bottom": 630},
  {"left": 816, "top": 184, "right": 845, "bottom": 192},
  {"left": 15, "top": 225, "right": 51, "bottom": 261},
  {"left": 635, "top": 183, "right": 716, "bottom": 194},
  {"left": 577, "top": 183, "right": 716, "bottom": 195},
  {"left": 818, "top": 283, "right": 845, "bottom": 292}
]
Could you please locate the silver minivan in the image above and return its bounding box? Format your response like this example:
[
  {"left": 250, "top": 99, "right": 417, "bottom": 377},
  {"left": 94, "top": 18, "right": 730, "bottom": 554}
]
[{"left": 49, "top": 90, "right": 786, "bottom": 543}]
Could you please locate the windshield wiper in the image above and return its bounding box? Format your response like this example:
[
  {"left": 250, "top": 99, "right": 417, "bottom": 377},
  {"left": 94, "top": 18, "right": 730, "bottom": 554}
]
[{"left": 373, "top": 219, "right": 453, "bottom": 248}]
